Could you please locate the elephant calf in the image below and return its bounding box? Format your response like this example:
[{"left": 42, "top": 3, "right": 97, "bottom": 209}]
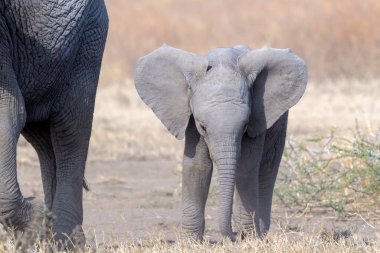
[{"left": 135, "top": 45, "right": 307, "bottom": 240}]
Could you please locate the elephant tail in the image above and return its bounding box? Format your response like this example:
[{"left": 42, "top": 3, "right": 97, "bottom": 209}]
[{"left": 83, "top": 178, "right": 90, "bottom": 191}]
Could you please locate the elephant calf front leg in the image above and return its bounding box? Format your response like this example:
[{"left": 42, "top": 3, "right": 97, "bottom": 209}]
[
  {"left": 234, "top": 133, "right": 265, "bottom": 238},
  {"left": 181, "top": 118, "right": 213, "bottom": 240}
]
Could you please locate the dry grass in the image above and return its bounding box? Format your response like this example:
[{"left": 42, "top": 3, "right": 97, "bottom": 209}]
[
  {"left": 87, "top": 233, "right": 378, "bottom": 253},
  {"left": 0, "top": 227, "right": 378, "bottom": 253}
]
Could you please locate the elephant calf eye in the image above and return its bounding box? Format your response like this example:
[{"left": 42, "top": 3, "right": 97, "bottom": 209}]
[
  {"left": 200, "top": 124, "right": 206, "bottom": 133},
  {"left": 206, "top": 65, "right": 212, "bottom": 72}
]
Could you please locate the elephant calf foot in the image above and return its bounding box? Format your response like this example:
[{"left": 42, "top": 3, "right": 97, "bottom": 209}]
[
  {"left": 224, "top": 232, "right": 237, "bottom": 242},
  {"left": 237, "top": 224, "right": 269, "bottom": 241},
  {"left": 238, "top": 227, "right": 258, "bottom": 241},
  {"left": 182, "top": 229, "right": 204, "bottom": 242},
  {"left": 181, "top": 218, "right": 205, "bottom": 242}
]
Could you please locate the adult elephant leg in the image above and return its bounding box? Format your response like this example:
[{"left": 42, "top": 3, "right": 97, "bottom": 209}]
[
  {"left": 257, "top": 112, "right": 288, "bottom": 237},
  {"left": 0, "top": 87, "right": 30, "bottom": 230},
  {"left": 182, "top": 117, "right": 213, "bottom": 240},
  {"left": 49, "top": 6, "right": 107, "bottom": 247},
  {"left": 0, "top": 53, "right": 41, "bottom": 230},
  {"left": 22, "top": 121, "right": 56, "bottom": 210},
  {"left": 234, "top": 133, "right": 265, "bottom": 238},
  {"left": 50, "top": 90, "right": 95, "bottom": 247}
]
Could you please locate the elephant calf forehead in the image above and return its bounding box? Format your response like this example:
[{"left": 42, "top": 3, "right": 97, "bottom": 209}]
[
  {"left": 213, "top": 81, "right": 249, "bottom": 99},
  {"left": 193, "top": 80, "right": 250, "bottom": 105}
]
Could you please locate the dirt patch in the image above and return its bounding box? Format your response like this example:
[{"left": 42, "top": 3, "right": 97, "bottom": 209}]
[{"left": 17, "top": 155, "right": 379, "bottom": 244}]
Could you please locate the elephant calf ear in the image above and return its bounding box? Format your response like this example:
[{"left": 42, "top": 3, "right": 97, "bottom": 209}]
[
  {"left": 239, "top": 47, "right": 308, "bottom": 137},
  {"left": 134, "top": 45, "right": 208, "bottom": 139}
]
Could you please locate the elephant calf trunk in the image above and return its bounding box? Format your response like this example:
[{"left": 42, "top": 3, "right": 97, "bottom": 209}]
[{"left": 213, "top": 142, "right": 241, "bottom": 241}]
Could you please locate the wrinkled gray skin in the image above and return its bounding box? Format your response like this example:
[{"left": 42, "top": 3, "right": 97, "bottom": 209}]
[
  {"left": 135, "top": 45, "right": 307, "bottom": 240},
  {"left": 0, "top": 0, "right": 108, "bottom": 244}
]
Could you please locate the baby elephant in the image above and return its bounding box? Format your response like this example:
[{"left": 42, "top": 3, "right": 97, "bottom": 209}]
[{"left": 134, "top": 45, "right": 307, "bottom": 240}]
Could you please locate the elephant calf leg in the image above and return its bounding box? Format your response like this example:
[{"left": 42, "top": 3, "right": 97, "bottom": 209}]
[
  {"left": 181, "top": 117, "right": 213, "bottom": 240},
  {"left": 234, "top": 133, "right": 265, "bottom": 238},
  {"left": 257, "top": 112, "right": 288, "bottom": 236}
]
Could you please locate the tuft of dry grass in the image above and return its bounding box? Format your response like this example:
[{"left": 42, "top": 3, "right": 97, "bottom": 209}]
[
  {"left": 0, "top": 227, "right": 378, "bottom": 253},
  {"left": 86, "top": 233, "right": 379, "bottom": 253}
]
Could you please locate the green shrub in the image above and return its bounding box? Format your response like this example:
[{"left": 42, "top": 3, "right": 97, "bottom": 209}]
[{"left": 275, "top": 128, "right": 380, "bottom": 215}]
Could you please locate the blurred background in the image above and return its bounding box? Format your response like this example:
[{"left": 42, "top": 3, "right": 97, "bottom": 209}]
[
  {"left": 102, "top": 0, "right": 380, "bottom": 84},
  {"left": 87, "top": 0, "right": 380, "bottom": 160}
]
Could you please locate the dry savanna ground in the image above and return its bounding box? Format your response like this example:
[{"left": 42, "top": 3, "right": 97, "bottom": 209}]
[
  {"left": 2, "top": 0, "right": 380, "bottom": 252},
  {"left": 10, "top": 79, "right": 380, "bottom": 252}
]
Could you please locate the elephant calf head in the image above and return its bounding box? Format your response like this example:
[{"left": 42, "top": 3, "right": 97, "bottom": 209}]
[{"left": 134, "top": 44, "right": 307, "bottom": 240}]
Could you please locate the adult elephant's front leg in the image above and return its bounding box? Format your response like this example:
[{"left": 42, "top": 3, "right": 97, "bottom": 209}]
[
  {"left": 182, "top": 117, "right": 213, "bottom": 240},
  {"left": 234, "top": 133, "right": 265, "bottom": 238}
]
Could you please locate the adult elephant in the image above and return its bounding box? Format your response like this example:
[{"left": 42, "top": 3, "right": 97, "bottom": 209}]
[
  {"left": 135, "top": 45, "right": 307, "bottom": 241},
  {"left": 0, "top": 0, "right": 108, "bottom": 245}
]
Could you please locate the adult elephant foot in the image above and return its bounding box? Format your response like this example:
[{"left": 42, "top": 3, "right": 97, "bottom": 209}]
[
  {"left": 53, "top": 225, "right": 85, "bottom": 251},
  {"left": 9, "top": 199, "right": 85, "bottom": 252},
  {"left": 7, "top": 198, "right": 54, "bottom": 251},
  {"left": 3, "top": 198, "right": 47, "bottom": 231}
]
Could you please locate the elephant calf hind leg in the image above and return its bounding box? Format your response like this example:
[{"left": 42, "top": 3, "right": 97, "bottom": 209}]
[{"left": 257, "top": 112, "right": 288, "bottom": 237}]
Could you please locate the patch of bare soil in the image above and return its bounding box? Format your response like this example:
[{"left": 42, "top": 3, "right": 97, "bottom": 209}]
[{"left": 17, "top": 153, "right": 379, "bottom": 244}]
